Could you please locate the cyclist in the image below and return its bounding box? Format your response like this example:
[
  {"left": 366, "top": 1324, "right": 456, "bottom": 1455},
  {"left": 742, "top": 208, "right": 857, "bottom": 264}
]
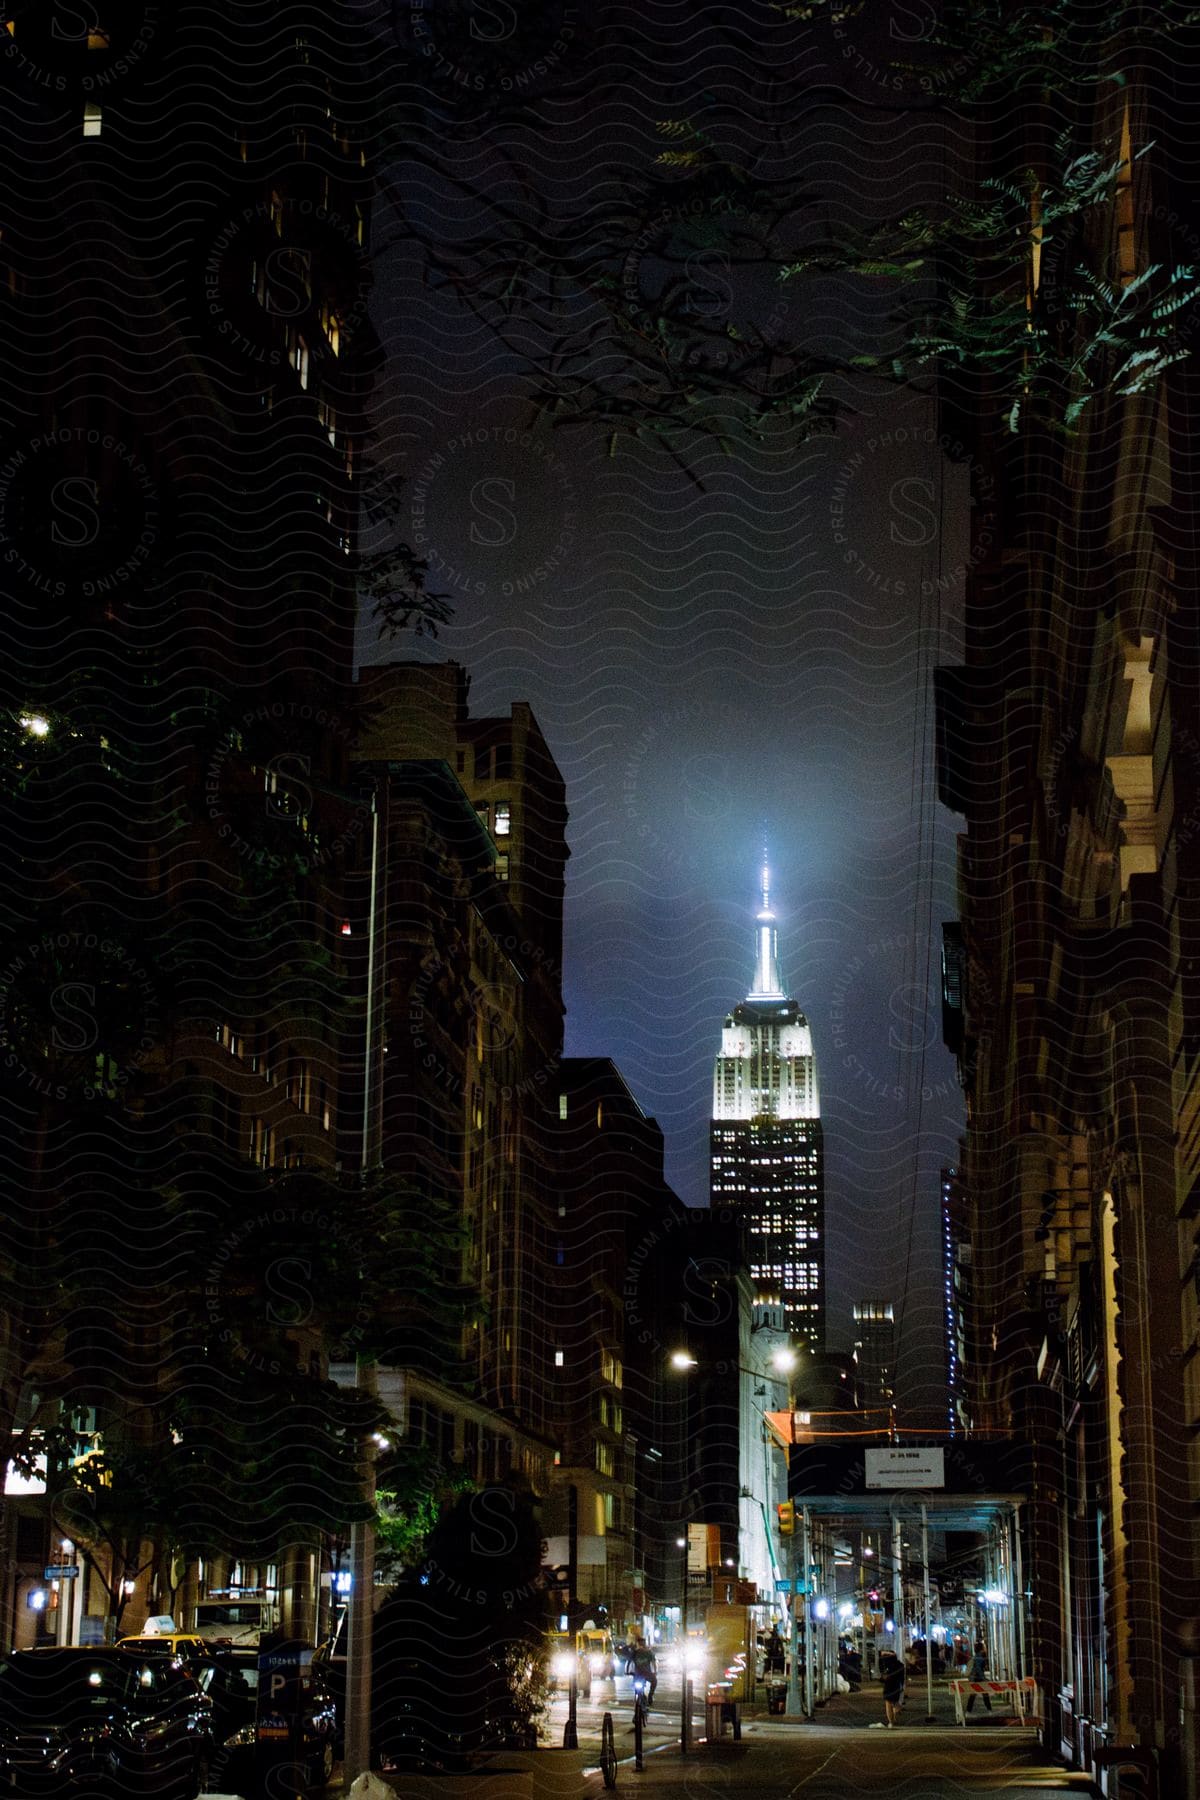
[{"left": 630, "top": 1644, "right": 658, "bottom": 1704}]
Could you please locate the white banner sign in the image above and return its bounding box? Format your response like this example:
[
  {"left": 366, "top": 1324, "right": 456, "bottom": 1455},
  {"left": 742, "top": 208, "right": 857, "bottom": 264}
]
[{"left": 865, "top": 1447, "right": 945, "bottom": 1489}]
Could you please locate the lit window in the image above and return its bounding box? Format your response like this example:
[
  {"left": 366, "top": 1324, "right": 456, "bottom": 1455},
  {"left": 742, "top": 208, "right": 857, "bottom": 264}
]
[
  {"left": 320, "top": 302, "right": 341, "bottom": 355},
  {"left": 554, "top": 1350, "right": 564, "bottom": 1367},
  {"left": 251, "top": 1119, "right": 275, "bottom": 1169},
  {"left": 88, "top": 30, "right": 110, "bottom": 49},
  {"left": 82, "top": 104, "right": 102, "bottom": 137},
  {"left": 293, "top": 337, "right": 310, "bottom": 389},
  {"left": 558, "top": 1094, "right": 568, "bottom": 1120},
  {"left": 494, "top": 803, "right": 511, "bottom": 837}
]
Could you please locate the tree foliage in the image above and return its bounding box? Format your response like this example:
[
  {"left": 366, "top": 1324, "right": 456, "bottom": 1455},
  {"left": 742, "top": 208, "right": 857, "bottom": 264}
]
[
  {"left": 372, "top": 1479, "right": 552, "bottom": 1764},
  {"left": 380, "top": 1, "right": 1200, "bottom": 453}
]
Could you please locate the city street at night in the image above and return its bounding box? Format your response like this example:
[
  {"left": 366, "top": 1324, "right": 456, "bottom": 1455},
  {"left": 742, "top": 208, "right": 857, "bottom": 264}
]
[{"left": 6, "top": 3, "right": 1200, "bottom": 1797}]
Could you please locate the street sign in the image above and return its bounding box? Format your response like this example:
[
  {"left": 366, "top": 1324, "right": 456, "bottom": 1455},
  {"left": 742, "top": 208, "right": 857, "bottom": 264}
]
[
  {"left": 259, "top": 1647, "right": 311, "bottom": 1672},
  {"left": 864, "top": 1447, "right": 945, "bottom": 1489},
  {"left": 45, "top": 1566, "right": 79, "bottom": 1580},
  {"left": 775, "top": 1580, "right": 807, "bottom": 1595}
]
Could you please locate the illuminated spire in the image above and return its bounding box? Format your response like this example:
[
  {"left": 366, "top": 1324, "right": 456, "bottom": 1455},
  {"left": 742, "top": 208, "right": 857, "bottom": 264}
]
[{"left": 750, "top": 852, "right": 784, "bottom": 999}]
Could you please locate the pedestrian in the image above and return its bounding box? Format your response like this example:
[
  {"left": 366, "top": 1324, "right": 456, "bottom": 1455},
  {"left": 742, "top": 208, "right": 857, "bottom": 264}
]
[
  {"left": 870, "top": 1650, "right": 905, "bottom": 1727},
  {"left": 965, "top": 1639, "right": 992, "bottom": 1714},
  {"left": 765, "top": 1625, "right": 785, "bottom": 1674}
]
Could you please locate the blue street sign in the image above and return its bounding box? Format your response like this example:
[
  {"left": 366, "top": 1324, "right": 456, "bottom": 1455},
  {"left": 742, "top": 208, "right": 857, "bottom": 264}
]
[
  {"left": 45, "top": 1566, "right": 79, "bottom": 1580},
  {"left": 775, "top": 1579, "right": 807, "bottom": 1594}
]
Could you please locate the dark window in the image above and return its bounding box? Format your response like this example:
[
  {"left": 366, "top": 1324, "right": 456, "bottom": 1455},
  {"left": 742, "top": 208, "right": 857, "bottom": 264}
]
[
  {"left": 475, "top": 746, "right": 491, "bottom": 779},
  {"left": 16, "top": 1516, "right": 44, "bottom": 1561},
  {"left": 494, "top": 743, "right": 511, "bottom": 779}
]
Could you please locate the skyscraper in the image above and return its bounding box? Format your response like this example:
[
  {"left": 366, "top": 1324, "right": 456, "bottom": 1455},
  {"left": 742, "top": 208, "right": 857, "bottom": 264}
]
[
  {"left": 709, "top": 863, "right": 825, "bottom": 1347},
  {"left": 851, "top": 1301, "right": 897, "bottom": 1413}
]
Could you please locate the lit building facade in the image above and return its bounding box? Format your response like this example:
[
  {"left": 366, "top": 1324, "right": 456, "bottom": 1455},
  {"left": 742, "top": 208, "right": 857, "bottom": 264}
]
[
  {"left": 709, "top": 867, "right": 825, "bottom": 1347},
  {"left": 851, "top": 1300, "right": 896, "bottom": 1413},
  {"left": 940, "top": 1166, "right": 971, "bottom": 1436}
]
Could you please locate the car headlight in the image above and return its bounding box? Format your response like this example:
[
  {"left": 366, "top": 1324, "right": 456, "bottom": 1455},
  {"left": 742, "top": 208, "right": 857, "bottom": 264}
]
[
  {"left": 224, "top": 1725, "right": 257, "bottom": 1749},
  {"left": 551, "top": 1653, "right": 575, "bottom": 1679},
  {"left": 589, "top": 1656, "right": 605, "bottom": 1673}
]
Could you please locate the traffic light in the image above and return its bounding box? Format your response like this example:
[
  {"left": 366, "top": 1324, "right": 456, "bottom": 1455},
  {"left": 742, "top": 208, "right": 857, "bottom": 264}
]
[{"left": 776, "top": 1500, "right": 795, "bottom": 1536}]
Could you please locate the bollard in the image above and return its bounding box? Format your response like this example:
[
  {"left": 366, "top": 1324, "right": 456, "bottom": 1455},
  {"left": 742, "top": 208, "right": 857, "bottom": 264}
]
[
  {"left": 599, "top": 1712, "right": 618, "bottom": 1790},
  {"left": 634, "top": 1700, "right": 644, "bottom": 1772}
]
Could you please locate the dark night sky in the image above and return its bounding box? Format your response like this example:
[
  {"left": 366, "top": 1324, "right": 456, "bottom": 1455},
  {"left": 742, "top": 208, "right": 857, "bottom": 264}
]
[{"left": 359, "top": 0, "right": 971, "bottom": 1417}]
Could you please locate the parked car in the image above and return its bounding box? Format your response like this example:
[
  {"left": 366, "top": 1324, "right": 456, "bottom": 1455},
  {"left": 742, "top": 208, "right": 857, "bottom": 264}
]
[
  {"left": 197, "top": 1646, "right": 338, "bottom": 1791},
  {"left": 311, "top": 1616, "right": 347, "bottom": 1753},
  {"left": 0, "top": 1646, "right": 212, "bottom": 1797}
]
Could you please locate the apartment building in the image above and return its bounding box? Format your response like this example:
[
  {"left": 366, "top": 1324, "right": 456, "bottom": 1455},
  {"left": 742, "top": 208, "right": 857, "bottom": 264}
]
[{"left": 935, "top": 26, "right": 1200, "bottom": 1789}]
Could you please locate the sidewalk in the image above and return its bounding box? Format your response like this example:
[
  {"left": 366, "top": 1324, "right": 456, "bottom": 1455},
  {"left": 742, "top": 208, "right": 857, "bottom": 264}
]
[
  {"left": 318, "top": 1680, "right": 1044, "bottom": 1796},
  {"left": 739, "top": 1675, "right": 1032, "bottom": 1731}
]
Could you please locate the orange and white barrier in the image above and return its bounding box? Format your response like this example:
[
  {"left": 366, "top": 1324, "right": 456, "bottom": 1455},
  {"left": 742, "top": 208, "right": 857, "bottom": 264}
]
[{"left": 950, "top": 1676, "right": 1040, "bottom": 1726}]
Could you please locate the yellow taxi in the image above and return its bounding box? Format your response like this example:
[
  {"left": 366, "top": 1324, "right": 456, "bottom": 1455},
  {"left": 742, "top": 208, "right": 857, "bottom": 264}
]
[{"left": 116, "top": 1633, "right": 211, "bottom": 1669}]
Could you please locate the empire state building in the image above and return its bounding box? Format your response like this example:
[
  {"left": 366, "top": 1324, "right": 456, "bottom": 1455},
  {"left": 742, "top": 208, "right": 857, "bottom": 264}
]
[{"left": 709, "top": 865, "right": 825, "bottom": 1348}]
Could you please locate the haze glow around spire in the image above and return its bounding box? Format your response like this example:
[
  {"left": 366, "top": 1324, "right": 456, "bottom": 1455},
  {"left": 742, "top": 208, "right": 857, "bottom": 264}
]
[{"left": 750, "top": 852, "right": 784, "bottom": 999}]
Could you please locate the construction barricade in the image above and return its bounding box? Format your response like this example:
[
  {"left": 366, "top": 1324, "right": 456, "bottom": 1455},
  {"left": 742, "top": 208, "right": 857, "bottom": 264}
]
[{"left": 950, "top": 1676, "right": 1041, "bottom": 1726}]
